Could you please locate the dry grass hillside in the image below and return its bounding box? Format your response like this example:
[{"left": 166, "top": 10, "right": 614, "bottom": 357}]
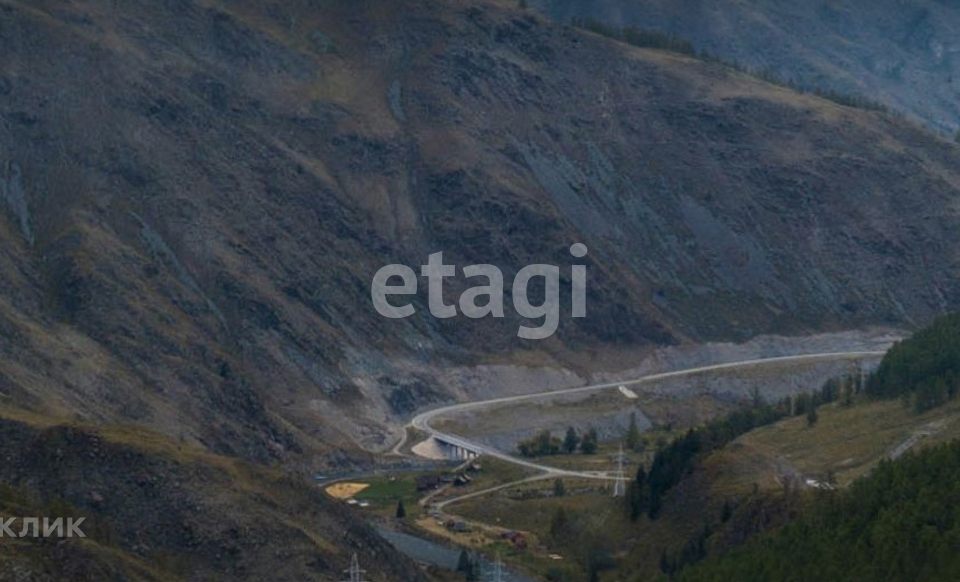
[
  {"left": 531, "top": 0, "right": 960, "bottom": 133},
  {"left": 0, "top": 407, "right": 427, "bottom": 582}
]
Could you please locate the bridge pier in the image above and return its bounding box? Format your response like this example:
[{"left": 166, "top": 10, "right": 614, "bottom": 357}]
[{"left": 433, "top": 437, "right": 480, "bottom": 462}]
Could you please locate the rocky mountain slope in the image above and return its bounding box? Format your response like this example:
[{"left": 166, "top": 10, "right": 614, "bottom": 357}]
[
  {"left": 529, "top": 0, "right": 960, "bottom": 133},
  {"left": 0, "top": 0, "right": 959, "bottom": 468},
  {"left": 0, "top": 410, "right": 426, "bottom": 582}
]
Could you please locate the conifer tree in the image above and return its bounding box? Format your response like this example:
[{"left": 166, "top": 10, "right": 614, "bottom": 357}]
[
  {"left": 581, "top": 427, "right": 599, "bottom": 454},
  {"left": 563, "top": 426, "right": 580, "bottom": 454}
]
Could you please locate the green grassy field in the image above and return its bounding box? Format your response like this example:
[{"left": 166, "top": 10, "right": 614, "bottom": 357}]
[
  {"left": 346, "top": 457, "right": 536, "bottom": 519},
  {"left": 447, "top": 477, "right": 629, "bottom": 581},
  {"left": 348, "top": 474, "right": 422, "bottom": 518},
  {"left": 530, "top": 433, "right": 683, "bottom": 473},
  {"left": 707, "top": 394, "right": 960, "bottom": 496}
]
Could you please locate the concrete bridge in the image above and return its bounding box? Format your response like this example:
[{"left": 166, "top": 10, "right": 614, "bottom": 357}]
[{"left": 433, "top": 434, "right": 482, "bottom": 461}]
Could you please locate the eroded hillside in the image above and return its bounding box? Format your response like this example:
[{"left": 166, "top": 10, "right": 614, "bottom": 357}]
[
  {"left": 530, "top": 0, "right": 960, "bottom": 133},
  {"left": 0, "top": 0, "right": 958, "bottom": 465}
]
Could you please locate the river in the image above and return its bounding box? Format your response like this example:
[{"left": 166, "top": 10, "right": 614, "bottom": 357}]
[{"left": 376, "top": 527, "right": 541, "bottom": 582}]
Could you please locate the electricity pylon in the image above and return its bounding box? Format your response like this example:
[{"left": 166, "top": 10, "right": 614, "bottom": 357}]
[
  {"left": 612, "top": 443, "right": 626, "bottom": 497},
  {"left": 342, "top": 553, "right": 369, "bottom": 582},
  {"left": 488, "top": 553, "right": 504, "bottom": 582}
]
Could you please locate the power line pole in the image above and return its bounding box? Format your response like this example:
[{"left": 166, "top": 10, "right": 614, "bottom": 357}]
[
  {"left": 488, "top": 553, "right": 504, "bottom": 582},
  {"left": 342, "top": 553, "right": 369, "bottom": 582},
  {"left": 613, "top": 443, "right": 626, "bottom": 497}
]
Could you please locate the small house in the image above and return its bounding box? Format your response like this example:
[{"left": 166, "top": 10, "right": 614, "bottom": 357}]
[
  {"left": 416, "top": 475, "right": 441, "bottom": 491},
  {"left": 501, "top": 530, "right": 527, "bottom": 549}
]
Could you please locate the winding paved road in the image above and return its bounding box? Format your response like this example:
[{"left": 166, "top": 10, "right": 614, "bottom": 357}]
[{"left": 408, "top": 350, "right": 886, "bottom": 484}]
